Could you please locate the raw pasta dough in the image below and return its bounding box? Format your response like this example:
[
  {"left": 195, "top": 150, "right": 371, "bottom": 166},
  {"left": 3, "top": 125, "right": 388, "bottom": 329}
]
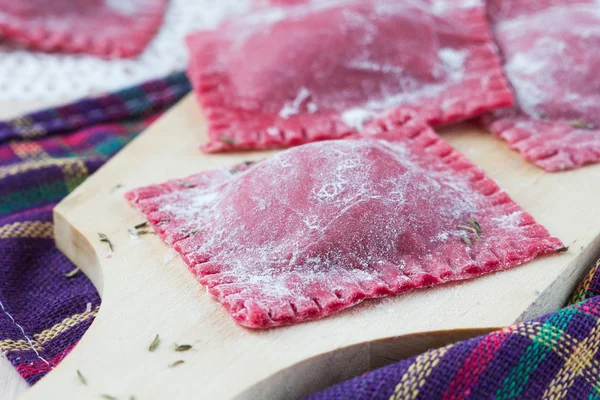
[
  {"left": 0, "top": 0, "right": 169, "bottom": 58},
  {"left": 186, "top": 0, "right": 513, "bottom": 152},
  {"left": 482, "top": 0, "right": 600, "bottom": 171},
  {"left": 126, "top": 112, "right": 563, "bottom": 328}
]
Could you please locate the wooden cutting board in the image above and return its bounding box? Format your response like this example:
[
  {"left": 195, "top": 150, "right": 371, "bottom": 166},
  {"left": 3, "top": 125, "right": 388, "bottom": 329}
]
[{"left": 22, "top": 95, "right": 600, "bottom": 400}]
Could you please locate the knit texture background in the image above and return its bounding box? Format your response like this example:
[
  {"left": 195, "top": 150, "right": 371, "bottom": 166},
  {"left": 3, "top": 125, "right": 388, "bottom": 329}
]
[{"left": 1, "top": 72, "right": 599, "bottom": 399}]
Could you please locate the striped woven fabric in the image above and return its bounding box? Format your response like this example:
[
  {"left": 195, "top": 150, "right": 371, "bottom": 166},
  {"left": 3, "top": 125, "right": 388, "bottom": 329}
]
[
  {"left": 0, "top": 72, "right": 190, "bottom": 384},
  {"left": 308, "top": 260, "right": 600, "bottom": 400}
]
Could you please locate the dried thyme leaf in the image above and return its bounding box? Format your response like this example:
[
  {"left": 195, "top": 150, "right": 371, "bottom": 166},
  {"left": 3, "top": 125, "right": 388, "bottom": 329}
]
[
  {"left": 110, "top": 184, "right": 123, "bottom": 193},
  {"left": 461, "top": 236, "right": 472, "bottom": 246},
  {"left": 169, "top": 360, "right": 185, "bottom": 367},
  {"left": 558, "top": 246, "right": 569, "bottom": 253},
  {"left": 100, "top": 395, "right": 117, "bottom": 400},
  {"left": 457, "top": 225, "right": 480, "bottom": 241},
  {"left": 130, "top": 397, "right": 136, "bottom": 400},
  {"left": 174, "top": 344, "right": 192, "bottom": 352},
  {"left": 218, "top": 135, "right": 236, "bottom": 145},
  {"left": 77, "top": 370, "right": 87, "bottom": 385},
  {"left": 230, "top": 160, "right": 256, "bottom": 174},
  {"left": 65, "top": 268, "right": 80, "bottom": 278},
  {"left": 135, "top": 230, "right": 154, "bottom": 236},
  {"left": 181, "top": 228, "right": 199, "bottom": 237},
  {"left": 468, "top": 219, "right": 482, "bottom": 233},
  {"left": 149, "top": 334, "right": 160, "bottom": 352},
  {"left": 129, "top": 228, "right": 155, "bottom": 237},
  {"left": 134, "top": 222, "right": 148, "bottom": 230},
  {"left": 569, "top": 120, "right": 595, "bottom": 130},
  {"left": 98, "top": 233, "right": 114, "bottom": 252},
  {"left": 179, "top": 182, "right": 197, "bottom": 188}
]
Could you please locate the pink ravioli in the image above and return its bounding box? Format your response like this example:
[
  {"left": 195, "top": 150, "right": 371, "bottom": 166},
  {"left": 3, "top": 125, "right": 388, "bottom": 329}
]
[
  {"left": 0, "top": 0, "right": 168, "bottom": 58},
  {"left": 482, "top": 0, "right": 600, "bottom": 171},
  {"left": 125, "top": 113, "right": 563, "bottom": 329},
  {"left": 186, "top": 0, "right": 514, "bottom": 152}
]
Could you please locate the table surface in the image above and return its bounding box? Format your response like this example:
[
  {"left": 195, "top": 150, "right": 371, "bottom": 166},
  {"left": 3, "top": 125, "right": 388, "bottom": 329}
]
[{"left": 0, "top": 100, "right": 67, "bottom": 400}]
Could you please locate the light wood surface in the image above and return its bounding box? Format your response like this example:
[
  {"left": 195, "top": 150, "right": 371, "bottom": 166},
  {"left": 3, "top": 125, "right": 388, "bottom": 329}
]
[
  {"left": 13, "top": 94, "right": 600, "bottom": 399},
  {"left": 0, "top": 354, "right": 28, "bottom": 400}
]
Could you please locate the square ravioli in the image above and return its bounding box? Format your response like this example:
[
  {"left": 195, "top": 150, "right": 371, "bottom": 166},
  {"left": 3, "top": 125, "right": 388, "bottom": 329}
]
[
  {"left": 186, "top": 0, "right": 513, "bottom": 152},
  {"left": 482, "top": 0, "right": 600, "bottom": 171},
  {"left": 0, "top": 0, "right": 168, "bottom": 58},
  {"left": 125, "top": 113, "right": 563, "bottom": 329}
]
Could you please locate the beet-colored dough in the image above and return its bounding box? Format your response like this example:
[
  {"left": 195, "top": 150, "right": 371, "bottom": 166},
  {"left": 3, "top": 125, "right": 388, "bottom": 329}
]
[
  {"left": 126, "top": 113, "right": 562, "bottom": 328},
  {"left": 482, "top": 0, "right": 600, "bottom": 171},
  {"left": 0, "top": 0, "right": 168, "bottom": 58},
  {"left": 186, "top": 0, "right": 513, "bottom": 152}
]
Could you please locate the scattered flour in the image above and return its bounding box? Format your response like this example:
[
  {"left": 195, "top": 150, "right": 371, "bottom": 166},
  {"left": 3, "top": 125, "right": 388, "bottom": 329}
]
[
  {"left": 431, "top": 0, "right": 481, "bottom": 15},
  {"left": 439, "top": 48, "right": 468, "bottom": 71},
  {"left": 492, "top": 211, "right": 523, "bottom": 230},
  {"left": 163, "top": 250, "right": 176, "bottom": 265},
  {"left": 341, "top": 108, "right": 375, "bottom": 131},
  {"left": 105, "top": 0, "right": 139, "bottom": 16},
  {"left": 436, "top": 232, "right": 449, "bottom": 242},
  {"left": 279, "top": 87, "right": 317, "bottom": 119}
]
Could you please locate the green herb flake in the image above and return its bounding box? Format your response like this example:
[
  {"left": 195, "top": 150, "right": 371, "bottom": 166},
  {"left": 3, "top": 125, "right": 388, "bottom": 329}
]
[
  {"left": 174, "top": 344, "right": 192, "bottom": 352},
  {"left": 230, "top": 160, "right": 256, "bottom": 174},
  {"left": 218, "top": 135, "right": 236, "bottom": 145},
  {"left": 169, "top": 360, "right": 185, "bottom": 368},
  {"left": 100, "top": 395, "right": 117, "bottom": 400},
  {"left": 461, "top": 236, "right": 472, "bottom": 246},
  {"left": 558, "top": 246, "right": 569, "bottom": 253},
  {"left": 65, "top": 268, "right": 80, "bottom": 278},
  {"left": 149, "top": 334, "right": 160, "bottom": 352},
  {"left": 569, "top": 120, "right": 595, "bottom": 130},
  {"left": 468, "top": 219, "right": 482, "bottom": 233},
  {"left": 77, "top": 370, "right": 87, "bottom": 385},
  {"left": 457, "top": 225, "right": 480, "bottom": 241},
  {"left": 134, "top": 222, "right": 148, "bottom": 230},
  {"left": 97, "top": 233, "right": 114, "bottom": 252},
  {"left": 181, "top": 229, "right": 199, "bottom": 237},
  {"left": 129, "top": 228, "right": 155, "bottom": 237},
  {"left": 179, "top": 182, "right": 197, "bottom": 188}
]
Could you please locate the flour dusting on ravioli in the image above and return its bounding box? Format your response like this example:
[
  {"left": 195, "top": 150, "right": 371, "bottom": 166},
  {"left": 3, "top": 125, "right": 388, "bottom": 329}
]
[{"left": 126, "top": 115, "right": 562, "bottom": 328}]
